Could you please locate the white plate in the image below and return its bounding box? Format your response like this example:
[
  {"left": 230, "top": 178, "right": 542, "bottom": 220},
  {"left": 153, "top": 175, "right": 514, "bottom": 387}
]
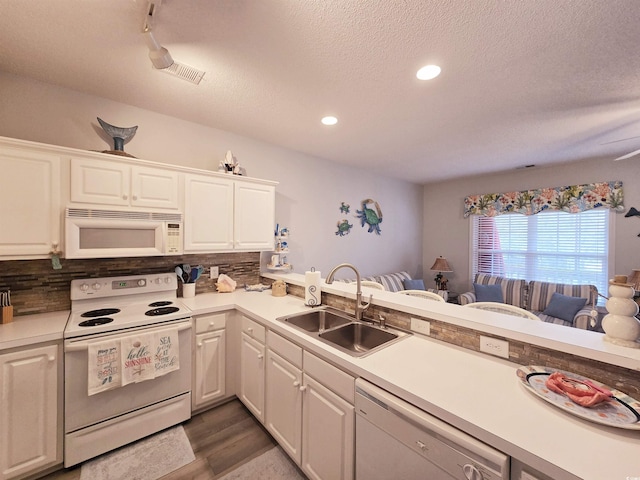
[{"left": 516, "top": 365, "right": 640, "bottom": 429}]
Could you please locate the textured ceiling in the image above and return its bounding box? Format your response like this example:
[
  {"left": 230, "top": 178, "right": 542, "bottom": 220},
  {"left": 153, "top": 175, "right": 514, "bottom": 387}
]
[{"left": 1, "top": 0, "right": 640, "bottom": 183}]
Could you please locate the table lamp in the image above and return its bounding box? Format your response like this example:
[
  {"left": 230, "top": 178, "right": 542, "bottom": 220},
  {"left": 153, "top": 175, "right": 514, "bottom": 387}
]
[{"left": 430, "top": 256, "right": 452, "bottom": 290}]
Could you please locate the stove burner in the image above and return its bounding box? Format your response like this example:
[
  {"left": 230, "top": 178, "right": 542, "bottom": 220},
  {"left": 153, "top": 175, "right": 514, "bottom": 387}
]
[
  {"left": 81, "top": 308, "right": 121, "bottom": 318},
  {"left": 149, "top": 301, "right": 173, "bottom": 307},
  {"left": 145, "top": 306, "right": 180, "bottom": 316},
  {"left": 79, "top": 318, "right": 114, "bottom": 327}
]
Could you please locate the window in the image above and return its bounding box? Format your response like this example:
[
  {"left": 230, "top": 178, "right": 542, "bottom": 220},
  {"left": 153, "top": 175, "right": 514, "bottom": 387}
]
[{"left": 471, "top": 209, "right": 611, "bottom": 300}]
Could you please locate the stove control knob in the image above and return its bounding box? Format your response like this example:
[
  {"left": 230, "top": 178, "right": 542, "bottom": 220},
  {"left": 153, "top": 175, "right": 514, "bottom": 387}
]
[
  {"left": 138, "top": 279, "right": 146, "bottom": 287},
  {"left": 80, "top": 283, "right": 89, "bottom": 292},
  {"left": 155, "top": 278, "right": 162, "bottom": 285},
  {"left": 92, "top": 282, "right": 101, "bottom": 291},
  {"left": 164, "top": 277, "right": 171, "bottom": 284}
]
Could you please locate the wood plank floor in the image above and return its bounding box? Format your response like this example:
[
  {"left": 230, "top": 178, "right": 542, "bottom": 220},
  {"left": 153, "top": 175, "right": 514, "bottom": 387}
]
[{"left": 41, "top": 399, "right": 306, "bottom": 480}]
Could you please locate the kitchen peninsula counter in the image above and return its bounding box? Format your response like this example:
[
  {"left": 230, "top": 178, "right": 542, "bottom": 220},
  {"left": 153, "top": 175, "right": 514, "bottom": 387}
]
[{"left": 184, "top": 288, "right": 640, "bottom": 480}]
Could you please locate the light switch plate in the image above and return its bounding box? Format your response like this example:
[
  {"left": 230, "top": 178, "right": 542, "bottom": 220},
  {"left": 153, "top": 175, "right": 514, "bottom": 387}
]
[
  {"left": 479, "top": 335, "right": 509, "bottom": 359},
  {"left": 210, "top": 266, "right": 219, "bottom": 279},
  {"left": 410, "top": 318, "right": 430, "bottom": 336}
]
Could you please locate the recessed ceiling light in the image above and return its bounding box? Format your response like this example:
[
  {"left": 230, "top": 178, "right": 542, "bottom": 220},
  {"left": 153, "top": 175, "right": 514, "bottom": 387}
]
[
  {"left": 321, "top": 116, "right": 338, "bottom": 126},
  {"left": 416, "top": 65, "right": 441, "bottom": 80}
]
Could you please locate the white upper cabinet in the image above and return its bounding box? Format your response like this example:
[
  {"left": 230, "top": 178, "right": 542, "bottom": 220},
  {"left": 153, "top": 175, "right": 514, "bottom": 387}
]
[
  {"left": 184, "top": 173, "right": 276, "bottom": 252},
  {"left": 71, "top": 157, "right": 179, "bottom": 210},
  {"left": 234, "top": 181, "right": 276, "bottom": 250},
  {"left": 184, "top": 174, "right": 234, "bottom": 251},
  {"left": 0, "top": 136, "right": 278, "bottom": 259},
  {"left": 0, "top": 146, "right": 61, "bottom": 258}
]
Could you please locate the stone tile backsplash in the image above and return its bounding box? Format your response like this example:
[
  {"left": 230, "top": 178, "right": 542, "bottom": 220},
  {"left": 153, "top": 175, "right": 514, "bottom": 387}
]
[
  {"left": 284, "top": 283, "right": 640, "bottom": 398},
  {"left": 0, "top": 252, "right": 260, "bottom": 316}
]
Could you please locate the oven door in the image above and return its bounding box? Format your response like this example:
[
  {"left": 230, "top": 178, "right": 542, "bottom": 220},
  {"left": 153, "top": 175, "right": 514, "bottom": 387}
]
[{"left": 64, "top": 320, "right": 192, "bottom": 433}]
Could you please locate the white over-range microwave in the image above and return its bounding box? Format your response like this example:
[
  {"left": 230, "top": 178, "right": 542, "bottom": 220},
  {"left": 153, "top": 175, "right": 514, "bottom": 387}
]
[{"left": 65, "top": 207, "right": 183, "bottom": 259}]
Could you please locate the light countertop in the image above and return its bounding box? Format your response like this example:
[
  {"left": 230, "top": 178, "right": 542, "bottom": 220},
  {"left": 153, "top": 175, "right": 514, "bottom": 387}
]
[
  {"left": 185, "top": 289, "right": 640, "bottom": 480},
  {"left": 0, "top": 310, "right": 69, "bottom": 350},
  {"left": 4, "top": 288, "right": 639, "bottom": 479}
]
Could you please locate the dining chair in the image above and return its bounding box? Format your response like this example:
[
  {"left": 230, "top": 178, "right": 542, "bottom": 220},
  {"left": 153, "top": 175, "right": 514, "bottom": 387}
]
[
  {"left": 398, "top": 290, "right": 445, "bottom": 302},
  {"left": 464, "top": 302, "right": 540, "bottom": 320}
]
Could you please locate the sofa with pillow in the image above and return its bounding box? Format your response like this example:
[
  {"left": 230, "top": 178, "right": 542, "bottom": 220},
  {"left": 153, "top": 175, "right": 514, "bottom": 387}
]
[
  {"left": 337, "top": 271, "right": 448, "bottom": 299},
  {"left": 459, "top": 274, "right": 597, "bottom": 329}
]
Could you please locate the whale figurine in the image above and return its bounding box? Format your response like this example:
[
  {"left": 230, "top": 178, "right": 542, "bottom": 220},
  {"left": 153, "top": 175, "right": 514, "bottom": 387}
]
[{"left": 97, "top": 117, "right": 138, "bottom": 152}]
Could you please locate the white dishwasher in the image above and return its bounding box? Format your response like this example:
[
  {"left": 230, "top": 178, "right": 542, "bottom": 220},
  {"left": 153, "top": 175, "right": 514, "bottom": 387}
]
[{"left": 355, "top": 379, "right": 509, "bottom": 480}]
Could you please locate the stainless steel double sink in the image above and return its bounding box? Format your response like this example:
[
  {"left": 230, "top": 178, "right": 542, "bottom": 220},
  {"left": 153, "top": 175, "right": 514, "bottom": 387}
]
[{"left": 276, "top": 307, "right": 409, "bottom": 357}]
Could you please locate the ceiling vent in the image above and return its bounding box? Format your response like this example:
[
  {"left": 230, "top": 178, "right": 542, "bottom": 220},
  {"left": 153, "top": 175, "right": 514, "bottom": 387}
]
[{"left": 162, "top": 61, "right": 205, "bottom": 85}]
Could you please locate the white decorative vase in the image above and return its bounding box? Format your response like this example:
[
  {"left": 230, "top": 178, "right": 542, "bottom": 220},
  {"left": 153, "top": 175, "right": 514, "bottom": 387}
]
[{"left": 602, "top": 281, "right": 640, "bottom": 348}]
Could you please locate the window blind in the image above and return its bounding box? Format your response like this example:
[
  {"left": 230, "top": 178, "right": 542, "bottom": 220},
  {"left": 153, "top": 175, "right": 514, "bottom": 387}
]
[{"left": 471, "top": 209, "right": 611, "bottom": 299}]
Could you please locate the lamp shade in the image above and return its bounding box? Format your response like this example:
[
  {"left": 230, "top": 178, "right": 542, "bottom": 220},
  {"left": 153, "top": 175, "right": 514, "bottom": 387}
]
[{"left": 430, "top": 256, "right": 452, "bottom": 272}]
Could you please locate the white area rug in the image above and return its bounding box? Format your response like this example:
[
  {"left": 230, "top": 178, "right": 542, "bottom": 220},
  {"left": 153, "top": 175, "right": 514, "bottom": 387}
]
[
  {"left": 80, "top": 425, "right": 195, "bottom": 480},
  {"left": 219, "top": 446, "right": 306, "bottom": 480}
]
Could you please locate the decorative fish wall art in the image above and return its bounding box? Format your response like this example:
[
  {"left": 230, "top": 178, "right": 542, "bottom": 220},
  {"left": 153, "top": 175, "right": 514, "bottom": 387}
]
[{"left": 625, "top": 207, "right": 640, "bottom": 237}]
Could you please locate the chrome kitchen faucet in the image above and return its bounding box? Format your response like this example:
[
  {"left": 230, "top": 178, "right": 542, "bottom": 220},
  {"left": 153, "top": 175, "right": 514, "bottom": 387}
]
[{"left": 325, "top": 263, "right": 372, "bottom": 321}]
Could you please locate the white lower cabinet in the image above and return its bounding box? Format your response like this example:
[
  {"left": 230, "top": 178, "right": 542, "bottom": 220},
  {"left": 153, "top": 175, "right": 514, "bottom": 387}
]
[
  {"left": 265, "top": 331, "right": 354, "bottom": 480},
  {"left": 301, "top": 374, "right": 354, "bottom": 480},
  {"left": 0, "top": 343, "right": 62, "bottom": 480},
  {"left": 265, "top": 350, "right": 303, "bottom": 463},
  {"left": 239, "top": 317, "right": 266, "bottom": 422},
  {"left": 193, "top": 313, "right": 227, "bottom": 410}
]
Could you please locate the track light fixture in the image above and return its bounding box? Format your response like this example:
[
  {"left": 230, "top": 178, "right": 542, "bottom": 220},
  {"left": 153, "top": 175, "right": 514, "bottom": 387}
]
[
  {"left": 142, "top": 0, "right": 173, "bottom": 70},
  {"left": 144, "top": 29, "right": 174, "bottom": 69}
]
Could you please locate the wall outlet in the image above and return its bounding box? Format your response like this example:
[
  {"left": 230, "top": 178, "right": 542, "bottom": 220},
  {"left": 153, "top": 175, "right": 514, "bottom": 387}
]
[
  {"left": 410, "top": 317, "right": 430, "bottom": 336},
  {"left": 210, "top": 266, "right": 219, "bottom": 279},
  {"left": 479, "top": 335, "right": 509, "bottom": 359}
]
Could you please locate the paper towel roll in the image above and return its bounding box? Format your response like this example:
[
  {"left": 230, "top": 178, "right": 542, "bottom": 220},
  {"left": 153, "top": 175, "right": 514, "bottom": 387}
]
[{"left": 305, "top": 269, "right": 321, "bottom": 306}]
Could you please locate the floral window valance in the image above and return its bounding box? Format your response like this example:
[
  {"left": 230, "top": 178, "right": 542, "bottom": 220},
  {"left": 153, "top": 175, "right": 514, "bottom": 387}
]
[{"left": 463, "top": 181, "right": 624, "bottom": 218}]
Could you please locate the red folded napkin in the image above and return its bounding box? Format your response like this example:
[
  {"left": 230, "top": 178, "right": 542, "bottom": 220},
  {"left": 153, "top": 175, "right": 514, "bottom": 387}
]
[{"left": 545, "top": 372, "right": 613, "bottom": 408}]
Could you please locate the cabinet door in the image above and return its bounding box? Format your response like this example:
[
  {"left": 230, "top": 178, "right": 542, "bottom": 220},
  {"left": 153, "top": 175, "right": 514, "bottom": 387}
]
[
  {"left": 265, "top": 351, "right": 302, "bottom": 464},
  {"left": 234, "top": 182, "right": 275, "bottom": 250},
  {"left": 302, "top": 375, "right": 354, "bottom": 480},
  {"left": 0, "top": 148, "right": 60, "bottom": 257},
  {"left": 0, "top": 344, "right": 59, "bottom": 480},
  {"left": 70, "top": 157, "right": 130, "bottom": 206},
  {"left": 184, "top": 174, "right": 234, "bottom": 251},
  {"left": 193, "top": 330, "right": 226, "bottom": 409},
  {"left": 130, "top": 165, "right": 179, "bottom": 210},
  {"left": 239, "top": 333, "right": 265, "bottom": 422}
]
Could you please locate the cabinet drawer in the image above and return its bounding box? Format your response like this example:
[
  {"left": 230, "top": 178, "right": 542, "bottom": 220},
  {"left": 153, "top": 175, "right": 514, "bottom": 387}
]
[
  {"left": 267, "top": 331, "right": 302, "bottom": 369},
  {"left": 242, "top": 316, "right": 266, "bottom": 343},
  {"left": 195, "top": 313, "right": 226, "bottom": 334},
  {"left": 303, "top": 351, "right": 355, "bottom": 404}
]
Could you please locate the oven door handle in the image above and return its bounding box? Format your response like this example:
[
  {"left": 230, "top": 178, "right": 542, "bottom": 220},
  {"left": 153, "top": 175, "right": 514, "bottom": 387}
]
[{"left": 64, "top": 322, "right": 192, "bottom": 352}]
